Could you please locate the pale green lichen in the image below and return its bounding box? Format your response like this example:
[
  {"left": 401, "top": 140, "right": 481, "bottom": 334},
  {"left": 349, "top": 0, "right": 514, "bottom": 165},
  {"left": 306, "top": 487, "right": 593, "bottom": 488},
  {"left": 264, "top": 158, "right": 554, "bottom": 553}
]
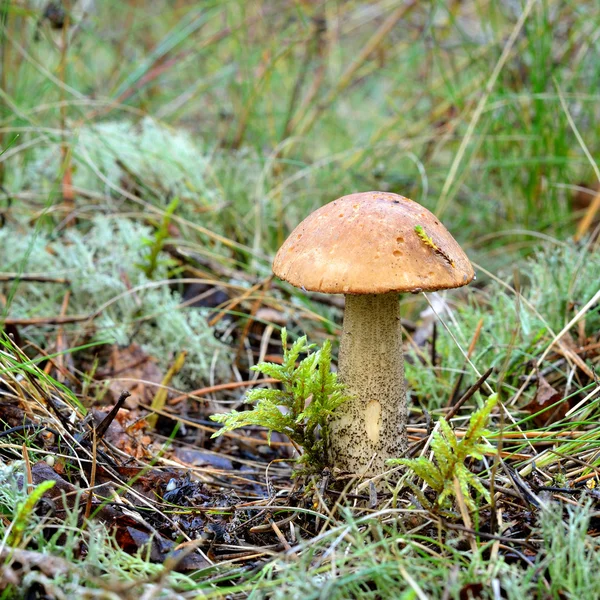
[
  {"left": 0, "top": 216, "right": 229, "bottom": 387},
  {"left": 6, "top": 117, "right": 217, "bottom": 211},
  {"left": 406, "top": 241, "right": 600, "bottom": 408}
]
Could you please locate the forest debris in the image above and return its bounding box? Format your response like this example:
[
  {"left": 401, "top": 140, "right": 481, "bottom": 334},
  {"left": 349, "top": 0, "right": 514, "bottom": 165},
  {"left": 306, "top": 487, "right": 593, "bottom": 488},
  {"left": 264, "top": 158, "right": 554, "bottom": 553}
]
[
  {"left": 414, "top": 224, "right": 455, "bottom": 267},
  {"left": 522, "top": 375, "right": 566, "bottom": 426},
  {"left": 30, "top": 460, "right": 118, "bottom": 517},
  {"left": 28, "top": 461, "right": 209, "bottom": 570},
  {"left": 123, "top": 527, "right": 210, "bottom": 571},
  {"left": 574, "top": 181, "right": 600, "bottom": 241},
  {"left": 175, "top": 447, "right": 234, "bottom": 470},
  {"left": 103, "top": 343, "right": 164, "bottom": 408},
  {"left": 0, "top": 548, "right": 72, "bottom": 589},
  {"left": 88, "top": 390, "right": 131, "bottom": 442},
  {"left": 89, "top": 406, "right": 151, "bottom": 459}
]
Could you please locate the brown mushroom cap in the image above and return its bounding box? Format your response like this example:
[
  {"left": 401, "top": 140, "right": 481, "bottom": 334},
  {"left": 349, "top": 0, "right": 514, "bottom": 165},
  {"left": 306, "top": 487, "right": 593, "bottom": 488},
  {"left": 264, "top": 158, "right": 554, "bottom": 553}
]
[{"left": 273, "top": 191, "right": 475, "bottom": 294}]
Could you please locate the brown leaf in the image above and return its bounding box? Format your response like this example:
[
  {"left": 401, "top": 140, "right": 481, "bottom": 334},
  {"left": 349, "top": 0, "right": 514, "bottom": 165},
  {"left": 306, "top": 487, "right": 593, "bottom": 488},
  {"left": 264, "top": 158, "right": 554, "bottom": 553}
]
[
  {"left": 523, "top": 375, "right": 566, "bottom": 426},
  {"left": 93, "top": 465, "right": 171, "bottom": 501},
  {"left": 91, "top": 406, "right": 150, "bottom": 459},
  {"left": 459, "top": 582, "right": 484, "bottom": 600},
  {"left": 103, "top": 343, "right": 164, "bottom": 409},
  {"left": 31, "top": 461, "right": 126, "bottom": 522},
  {"left": 124, "top": 527, "right": 209, "bottom": 571},
  {"left": 0, "top": 403, "right": 29, "bottom": 428}
]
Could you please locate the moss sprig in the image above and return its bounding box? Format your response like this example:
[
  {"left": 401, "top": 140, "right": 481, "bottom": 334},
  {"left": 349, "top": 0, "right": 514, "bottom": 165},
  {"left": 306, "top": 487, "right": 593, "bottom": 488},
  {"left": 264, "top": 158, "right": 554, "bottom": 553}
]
[
  {"left": 210, "top": 329, "right": 350, "bottom": 472},
  {"left": 414, "top": 224, "right": 455, "bottom": 267},
  {"left": 391, "top": 393, "right": 497, "bottom": 512}
]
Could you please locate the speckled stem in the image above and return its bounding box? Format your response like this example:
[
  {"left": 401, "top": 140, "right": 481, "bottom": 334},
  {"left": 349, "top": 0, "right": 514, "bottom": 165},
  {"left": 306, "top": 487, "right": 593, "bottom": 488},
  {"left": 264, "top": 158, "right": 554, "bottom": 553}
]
[{"left": 329, "top": 293, "right": 407, "bottom": 478}]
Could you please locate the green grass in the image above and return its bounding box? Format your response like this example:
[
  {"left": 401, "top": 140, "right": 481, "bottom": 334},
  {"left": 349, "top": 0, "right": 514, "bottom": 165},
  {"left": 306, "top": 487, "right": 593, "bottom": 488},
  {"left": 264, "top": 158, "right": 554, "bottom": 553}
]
[
  {"left": 2, "top": 444, "right": 600, "bottom": 600},
  {"left": 2, "top": 1, "right": 599, "bottom": 251},
  {"left": 406, "top": 240, "right": 600, "bottom": 409},
  {"left": 224, "top": 503, "right": 600, "bottom": 599},
  {"left": 1, "top": 0, "right": 600, "bottom": 598}
]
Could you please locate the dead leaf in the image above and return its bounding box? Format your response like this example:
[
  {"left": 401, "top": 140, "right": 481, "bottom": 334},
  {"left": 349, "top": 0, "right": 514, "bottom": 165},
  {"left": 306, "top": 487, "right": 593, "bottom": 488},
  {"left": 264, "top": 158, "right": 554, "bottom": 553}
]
[
  {"left": 28, "top": 462, "right": 208, "bottom": 570},
  {"left": 125, "top": 527, "right": 209, "bottom": 571},
  {"left": 91, "top": 407, "right": 150, "bottom": 459},
  {"left": 102, "top": 343, "right": 164, "bottom": 408},
  {"left": 174, "top": 447, "right": 233, "bottom": 470},
  {"left": 459, "top": 582, "right": 484, "bottom": 599},
  {"left": 523, "top": 375, "right": 566, "bottom": 426}
]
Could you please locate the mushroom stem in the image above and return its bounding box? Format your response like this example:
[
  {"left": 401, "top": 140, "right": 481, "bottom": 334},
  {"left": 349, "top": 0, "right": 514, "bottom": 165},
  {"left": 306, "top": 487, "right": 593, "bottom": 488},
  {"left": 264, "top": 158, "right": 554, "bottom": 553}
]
[{"left": 329, "top": 292, "right": 407, "bottom": 477}]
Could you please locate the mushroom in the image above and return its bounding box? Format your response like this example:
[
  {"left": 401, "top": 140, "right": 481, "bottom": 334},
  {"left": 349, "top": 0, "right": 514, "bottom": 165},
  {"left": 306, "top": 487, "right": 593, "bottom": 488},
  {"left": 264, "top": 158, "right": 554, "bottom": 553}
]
[{"left": 273, "top": 191, "right": 474, "bottom": 478}]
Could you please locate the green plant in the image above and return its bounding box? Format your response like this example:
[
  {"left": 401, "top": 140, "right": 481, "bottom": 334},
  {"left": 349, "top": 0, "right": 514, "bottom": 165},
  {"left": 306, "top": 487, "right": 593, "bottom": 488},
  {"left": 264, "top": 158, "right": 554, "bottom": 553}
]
[
  {"left": 391, "top": 394, "right": 498, "bottom": 512},
  {"left": 8, "top": 479, "right": 55, "bottom": 547},
  {"left": 210, "top": 329, "right": 350, "bottom": 472},
  {"left": 136, "top": 197, "right": 180, "bottom": 278}
]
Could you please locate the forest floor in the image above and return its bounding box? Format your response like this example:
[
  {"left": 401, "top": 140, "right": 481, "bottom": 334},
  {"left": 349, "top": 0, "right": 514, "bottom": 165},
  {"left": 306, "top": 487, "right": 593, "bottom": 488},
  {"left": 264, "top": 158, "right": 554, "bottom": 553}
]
[{"left": 1, "top": 1, "right": 600, "bottom": 598}]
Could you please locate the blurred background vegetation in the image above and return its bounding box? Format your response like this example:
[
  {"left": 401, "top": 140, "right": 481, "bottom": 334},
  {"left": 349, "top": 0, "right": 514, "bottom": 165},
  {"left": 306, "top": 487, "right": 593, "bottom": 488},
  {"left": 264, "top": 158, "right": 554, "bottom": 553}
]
[
  {"left": 2, "top": 0, "right": 599, "bottom": 398},
  {"left": 3, "top": 0, "right": 599, "bottom": 251}
]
